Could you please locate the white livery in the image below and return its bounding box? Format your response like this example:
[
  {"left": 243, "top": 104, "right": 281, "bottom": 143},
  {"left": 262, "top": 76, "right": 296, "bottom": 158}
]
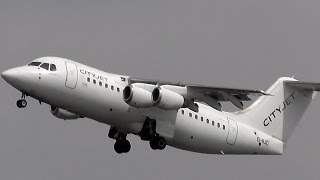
[{"left": 2, "top": 57, "right": 320, "bottom": 154}]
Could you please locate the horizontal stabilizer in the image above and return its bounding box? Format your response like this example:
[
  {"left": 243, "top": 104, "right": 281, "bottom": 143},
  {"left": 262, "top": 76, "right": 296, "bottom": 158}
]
[{"left": 285, "top": 81, "right": 320, "bottom": 91}]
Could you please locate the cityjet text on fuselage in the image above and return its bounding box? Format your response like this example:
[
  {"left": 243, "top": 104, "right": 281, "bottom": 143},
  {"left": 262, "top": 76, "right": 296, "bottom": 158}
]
[{"left": 80, "top": 69, "right": 108, "bottom": 82}]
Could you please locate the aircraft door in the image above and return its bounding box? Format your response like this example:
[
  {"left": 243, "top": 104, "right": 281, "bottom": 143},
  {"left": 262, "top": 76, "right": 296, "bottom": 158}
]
[
  {"left": 65, "top": 62, "right": 78, "bottom": 89},
  {"left": 226, "top": 118, "right": 238, "bottom": 145}
]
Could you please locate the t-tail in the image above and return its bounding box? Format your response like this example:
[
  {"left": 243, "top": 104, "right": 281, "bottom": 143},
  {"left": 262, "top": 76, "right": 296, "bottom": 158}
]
[{"left": 234, "top": 77, "right": 320, "bottom": 148}]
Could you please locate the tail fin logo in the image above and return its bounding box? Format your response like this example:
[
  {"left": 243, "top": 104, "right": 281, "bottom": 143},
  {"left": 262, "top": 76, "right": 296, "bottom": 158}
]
[{"left": 263, "top": 92, "right": 295, "bottom": 126}]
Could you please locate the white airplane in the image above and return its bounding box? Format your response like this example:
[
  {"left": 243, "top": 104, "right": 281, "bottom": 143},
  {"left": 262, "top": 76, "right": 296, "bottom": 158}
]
[{"left": 2, "top": 57, "right": 320, "bottom": 154}]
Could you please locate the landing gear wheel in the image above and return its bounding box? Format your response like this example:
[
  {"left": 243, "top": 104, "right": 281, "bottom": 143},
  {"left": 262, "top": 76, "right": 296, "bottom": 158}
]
[
  {"left": 122, "top": 140, "right": 131, "bottom": 153},
  {"left": 114, "top": 141, "right": 123, "bottom": 154},
  {"left": 114, "top": 140, "right": 131, "bottom": 154},
  {"left": 16, "top": 99, "right": 27, "bottom": 108},
  {"left": 149, "top": 137, "right": 167, "bottom": 150},
  {"left": 149, "top": 139, "right": 158, "bottom": 150},
  {"left": 157, "top": 137, "right": 166, "bottom": 150}
]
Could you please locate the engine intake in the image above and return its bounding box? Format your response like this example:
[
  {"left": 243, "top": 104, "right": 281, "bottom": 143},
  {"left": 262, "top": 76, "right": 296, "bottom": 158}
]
[
  {"left": 50, "top": 106, "right": 81, "bottom": 120},
  {"left": 152, "top": 87, "right": 185, "bottom": 110},
  {"left": 123, "top": 84, "right": 153, "bottom": 108}
]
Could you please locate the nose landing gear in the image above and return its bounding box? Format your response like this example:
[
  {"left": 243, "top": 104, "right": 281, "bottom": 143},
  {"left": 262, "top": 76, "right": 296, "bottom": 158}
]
[{"left": 16, "top": 93, "right": 27, "bottom": 108}]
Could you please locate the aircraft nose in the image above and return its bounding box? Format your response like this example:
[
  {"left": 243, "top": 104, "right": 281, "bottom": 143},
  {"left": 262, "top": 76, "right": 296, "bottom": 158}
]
[{"left": 1, "top": 68, "right": 20, "bottom": 83}]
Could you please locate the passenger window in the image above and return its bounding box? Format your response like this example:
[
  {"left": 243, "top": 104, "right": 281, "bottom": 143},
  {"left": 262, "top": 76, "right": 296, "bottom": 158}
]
[
  {"left": 111, "top": 86, "right": 114, "bottom": 90},
  {"left": 207, "top": 119, "right": 209, "bottom": 124},
  {"left": 223, "top": 125, "right": 226, "bottom": 130},
  {"left": 99, "top": 81, "right": 102, "bottom": 86},
  {"left": 189, "top": 113, "right": 192, "bottom": 118},
  {"left": 105, "top": 84, "right": 108, "bottom": 88},
  {"left": 181, "top": 110, "right": 184, "bottom": 114},
  {"left": 195, "top": 115, "right": 198, "bottom": 119},
  {"left": 217, "top": 123, "right": 220, "bottom": 128},
  {"left": 40, "top": 63, "right": 49, "bottom": 70},
  {"left": 28, "top": 62, "right": 42, "bottom": 66},
  {"left": 117, "top": 88, "right": 120, "bottom": 92},
  {"left": 93, "top": 79, "right": 96, "bottom": 84},
  {"left": 87, "top": 77, "right": 90, "bottom": 82},
  {"left": 50, "top": 64, "right": 57, "bottom": 71},
  {"left": 212, "top": 121, "right": 214, "bottom": 126},
  {"left": 201, "top": 117, "right": 203, "bottom": 122}
]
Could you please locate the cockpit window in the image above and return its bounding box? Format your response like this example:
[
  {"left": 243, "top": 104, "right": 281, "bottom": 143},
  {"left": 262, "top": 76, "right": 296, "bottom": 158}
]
[
  {"left": 28, "top": 62, "right": 42, "bottom": 66},
  {"left": 40, "top": 63, "right": 49, "bottom": 70},
  {"left": 50, "top": 64, "right": 57, "bottom": 71}
]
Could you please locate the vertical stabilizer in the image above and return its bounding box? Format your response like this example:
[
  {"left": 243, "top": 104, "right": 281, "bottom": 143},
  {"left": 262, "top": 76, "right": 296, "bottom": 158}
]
[{"left": 234, "top": 77, "right": 316, "bottom": 142}]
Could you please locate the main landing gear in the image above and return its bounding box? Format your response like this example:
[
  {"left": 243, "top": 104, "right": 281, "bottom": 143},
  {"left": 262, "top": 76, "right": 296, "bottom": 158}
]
[
  {"left": 140, "top": 118, "right": 167, "bottom": 151},
  {"left": 149, "top": 136, "right": 167, "bottom": 150},
  {"left": 108, "top": 127, "right": 131, "bottom": 154},
  {"left": 108, "top": 118, "right": 167, "bottom": 154},
  {"left": 16, "top": 93, "right": 27, "bottom": 108},
  {"left": 114, "top": 140, "right": 131, "bottom": 154}
]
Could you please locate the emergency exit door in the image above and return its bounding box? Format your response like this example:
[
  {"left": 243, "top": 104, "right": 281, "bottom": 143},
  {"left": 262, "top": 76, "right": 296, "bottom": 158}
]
[
  {"left": 226, "top": 118, "right": 238, "bottom": 145},
  {"left": 65, "top": 62, "right": 78, "bottom": 89}
]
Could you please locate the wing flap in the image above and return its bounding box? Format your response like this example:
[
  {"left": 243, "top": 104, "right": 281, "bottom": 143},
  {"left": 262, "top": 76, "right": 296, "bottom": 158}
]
[{"left": 188, "top": 85, "right": 268, "bottom": 96}]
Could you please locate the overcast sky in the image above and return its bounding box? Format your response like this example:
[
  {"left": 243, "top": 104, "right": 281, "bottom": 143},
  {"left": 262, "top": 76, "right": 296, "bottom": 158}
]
[{"left": 1, "top": 0, "right": 320, "bottom": 179}]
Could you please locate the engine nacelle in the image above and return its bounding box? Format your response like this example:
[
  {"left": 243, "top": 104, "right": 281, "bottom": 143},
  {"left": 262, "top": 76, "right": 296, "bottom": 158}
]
[
  {"left": 50, "top": 106, "right": 80, "bottom": 120},
  {"left": 152, "top": 87, "right": 185, "bottom": 110},
  {"left": 123, "top": 84, "right": 153, "bottom": 108}
]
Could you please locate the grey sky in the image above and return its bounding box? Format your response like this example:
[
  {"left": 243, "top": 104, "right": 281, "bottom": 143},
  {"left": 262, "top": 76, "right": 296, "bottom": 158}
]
[{"left": 1, "top": 0, "right": 320, "bottom": 179}]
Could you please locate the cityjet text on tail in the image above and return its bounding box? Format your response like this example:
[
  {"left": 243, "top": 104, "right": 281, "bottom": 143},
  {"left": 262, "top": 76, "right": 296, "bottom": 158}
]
[{"left": 2, "top": 57, "right": 320, "bottom": 154}]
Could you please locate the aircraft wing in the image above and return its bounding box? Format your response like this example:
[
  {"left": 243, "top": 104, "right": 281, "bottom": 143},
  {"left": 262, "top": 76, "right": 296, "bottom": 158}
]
[{"left": 129, "top": 78, "right": 268, "bottom": 111}]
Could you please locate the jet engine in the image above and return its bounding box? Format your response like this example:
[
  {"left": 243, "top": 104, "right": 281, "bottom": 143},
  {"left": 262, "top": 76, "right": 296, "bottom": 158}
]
[
  {"left": 123, "top": 84, "right": 153, "bottom": 108},
  {"left": 152, "top": 87, "right": 185, "bottom": 110},
  {"left": 50, "top": 106, "right": 81, "bottom": 120}
]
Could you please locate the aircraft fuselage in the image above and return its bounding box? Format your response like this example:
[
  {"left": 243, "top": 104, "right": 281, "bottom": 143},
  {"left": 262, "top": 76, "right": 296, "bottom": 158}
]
[{"left": 2, "top": 57, "right": 283, "bottom": 154}]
